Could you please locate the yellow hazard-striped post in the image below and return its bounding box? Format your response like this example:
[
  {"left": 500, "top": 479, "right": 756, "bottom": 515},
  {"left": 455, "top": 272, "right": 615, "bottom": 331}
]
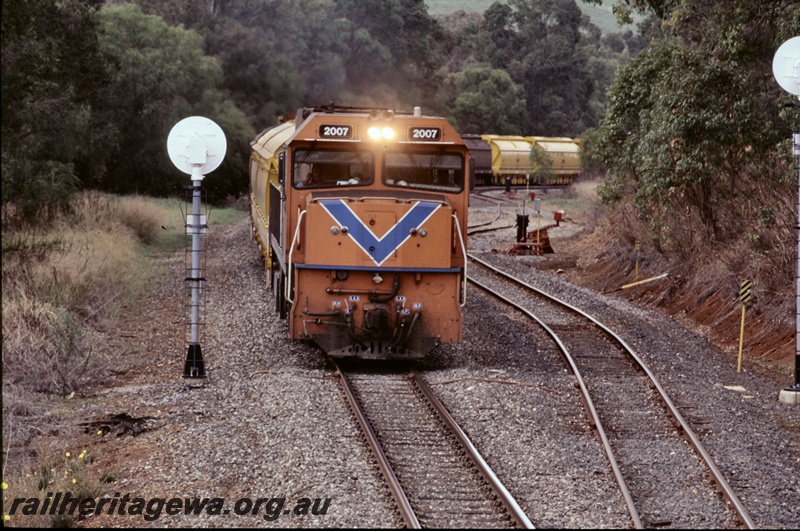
[{"left": 738, "top": 280, "right": 753, "bottom": 373}]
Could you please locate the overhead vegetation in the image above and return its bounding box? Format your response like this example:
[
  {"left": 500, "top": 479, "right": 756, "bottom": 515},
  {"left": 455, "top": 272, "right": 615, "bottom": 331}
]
[
  {"left": 593, "top": 0, "right": 798, "bottom": 262},
  {"left": 2, "top": 0, "right": 635, "bottom": 220},
  {"left": 586, "top": 0, "right": 799, "bottom": 353}
]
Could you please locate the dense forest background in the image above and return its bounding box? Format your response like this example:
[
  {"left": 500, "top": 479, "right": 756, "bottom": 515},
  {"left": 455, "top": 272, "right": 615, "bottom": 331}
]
[
  {"left": 2, "top": 0, "right": 798, "bottom": 233},
  {"left": 2, "top": 0, "right": 644, "bottom": 211}
]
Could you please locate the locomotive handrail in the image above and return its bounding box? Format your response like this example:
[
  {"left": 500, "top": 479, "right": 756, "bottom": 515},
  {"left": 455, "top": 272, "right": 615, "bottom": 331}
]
[
  {"left": 286, "top": 209, "right": 307, "bottom": 306},
  {"left": 452, "top": 213, "right": 467, "bottom": 307}
]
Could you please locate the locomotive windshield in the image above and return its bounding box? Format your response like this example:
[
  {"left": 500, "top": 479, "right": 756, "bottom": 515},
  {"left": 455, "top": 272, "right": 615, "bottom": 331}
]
[
  {"left": 293, "top": 149, "right": 374, "bottom": 188},
  {"left": 383, "top": 151, "right": 464, "bottom": 192}
]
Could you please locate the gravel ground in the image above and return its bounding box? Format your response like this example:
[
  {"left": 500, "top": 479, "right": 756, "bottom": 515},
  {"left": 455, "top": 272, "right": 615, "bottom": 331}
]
[
  {"left": 41, "top": 192, "right": 800, "bottom": 528},
  {"left": 73, "top": 220, "right": 400, "bottom": 528},
  {"left": 466, "top": 192, "right": 800, "bottom": 529}
]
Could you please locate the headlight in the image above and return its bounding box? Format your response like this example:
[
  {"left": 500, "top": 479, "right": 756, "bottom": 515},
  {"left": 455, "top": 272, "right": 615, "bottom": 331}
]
[{"left": 368, "top": 126, "right": 395, "bottom": 140}]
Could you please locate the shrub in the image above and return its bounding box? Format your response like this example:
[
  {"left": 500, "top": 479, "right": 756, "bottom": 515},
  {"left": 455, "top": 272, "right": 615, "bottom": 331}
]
[
  {"left": 115, "top": 195, "right": 166, "bottom": 244},
  {"left": 1, "top": 191, "right": 168, "bottom": 474}
]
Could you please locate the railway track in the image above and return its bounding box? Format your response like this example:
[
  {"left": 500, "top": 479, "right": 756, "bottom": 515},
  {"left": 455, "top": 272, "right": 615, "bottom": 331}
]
[
  {"left": 468, "top": 191, "right": 506, "bottom": 231},
  {"left": 468, "top": 190, "right": 534, "bottom": 235},
  {"left": 467, "top": 253, "right": 757, "bottom": 530},
  {"left": 333, "top": 359, "right": 534, "bottom": 529}
]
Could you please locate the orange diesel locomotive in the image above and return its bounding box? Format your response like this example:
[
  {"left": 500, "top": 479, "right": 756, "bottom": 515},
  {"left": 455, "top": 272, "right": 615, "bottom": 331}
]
[{"left": 250, "top": 105, "right": 470, "bottom": 359}]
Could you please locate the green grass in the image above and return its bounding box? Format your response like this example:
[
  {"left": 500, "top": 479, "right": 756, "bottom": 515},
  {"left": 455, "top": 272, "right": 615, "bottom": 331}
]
[
  {"left": 149, "top": 197, "right": 248, "bottom": 251},
  {"left": 427, "top": 0, "right": 641, "bottom": 34}
]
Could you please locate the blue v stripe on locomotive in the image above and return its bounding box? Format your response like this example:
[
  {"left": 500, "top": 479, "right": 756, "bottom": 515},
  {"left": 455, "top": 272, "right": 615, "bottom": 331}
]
[{"left": 319, "top": 199, "right": 441, "bottom": 266}]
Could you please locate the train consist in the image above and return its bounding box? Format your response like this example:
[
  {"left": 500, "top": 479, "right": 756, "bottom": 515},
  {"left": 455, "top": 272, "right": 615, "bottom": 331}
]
[
  {"left": 462, "top": 134, "right": 583, "bottom": 186},
  {"left": 250, "top": 105, "right": 470, "bottom": 359}
]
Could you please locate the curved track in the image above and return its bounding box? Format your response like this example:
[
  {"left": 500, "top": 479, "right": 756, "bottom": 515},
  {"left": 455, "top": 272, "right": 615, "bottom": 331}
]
[
  {"left": 334, "top": 360, "right": 534, "bottom": 529},
  {"left": 467, "top": 254, "right": 757, "bottom": 530},
  {"left": 468, "top": 191, "right": 518, "bottom": 233},
  {"left": 468, "top": 191, "right": 505, "bottom": 229}
]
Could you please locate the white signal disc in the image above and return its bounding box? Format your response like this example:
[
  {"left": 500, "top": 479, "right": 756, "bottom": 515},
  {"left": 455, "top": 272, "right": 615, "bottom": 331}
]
[
  {"left": 772, "top": 36, "right": 800, "bottom": 96},
  {"left": 167, "top": 116, "right": 227, "bottom": 176}
]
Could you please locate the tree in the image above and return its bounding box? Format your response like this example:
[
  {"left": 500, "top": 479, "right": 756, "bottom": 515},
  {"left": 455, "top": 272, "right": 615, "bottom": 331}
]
[
  {"left": 131, "top": 0, "right": 446, "bottom": 118},
  {"left": 435, "top": 10, "right": 484, "bottom": 72},
  {"left": 1, "top": 0, "right": 110, "bottom": 221},
  {"left": 477, "top": 2, "right": 517, "bottom": 70},
  {"left": 96, "top": 3, "right": 252, "bottom": 197},
  {"left": 596, "top": 0, "right": 799, "bottom": 251},
  {"left": 475, "top": 0, "right": 599, "bottom": 136},
  {"left": 333, "top": 0, "right": 449, "bottom": 108},
  {"left": 444, "top": 67, "right": 526, "bottom": 134},
  {"left": 598, "top": 42, "right": 755, "bottom": 237}
]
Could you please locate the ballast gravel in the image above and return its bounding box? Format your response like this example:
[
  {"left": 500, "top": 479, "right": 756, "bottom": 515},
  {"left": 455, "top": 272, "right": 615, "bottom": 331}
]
[{"left": 68, "top": 195, "right": 799, "bottom": 529}]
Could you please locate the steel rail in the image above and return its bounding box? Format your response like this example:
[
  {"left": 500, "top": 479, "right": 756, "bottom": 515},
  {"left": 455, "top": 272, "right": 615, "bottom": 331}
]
[
  {"left": 468, "top": 223, "right": 515, "bottom": 236},
  {"left": 468, "top": 253, "right": 757, "bottom": 530},
  {"left": 465, "top": 274, "right": 642, "bottom": 529},
  {"left": 332, "top": 360, "right": 420, "bottom": 528},
  {"left": 411, "top": 369, "right": 536, "bottom": 529},
  {"left": 468, "top": 191, "right": 504, "bottom": 229}
]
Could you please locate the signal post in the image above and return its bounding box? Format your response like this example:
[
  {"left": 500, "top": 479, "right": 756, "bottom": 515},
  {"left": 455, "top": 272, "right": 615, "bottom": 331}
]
[
  {"left": 772, "top": 37, "right": 800, "bottom": 404},
  {"left": 167, "top": 116, "right": 227, "bottom": 389}
]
